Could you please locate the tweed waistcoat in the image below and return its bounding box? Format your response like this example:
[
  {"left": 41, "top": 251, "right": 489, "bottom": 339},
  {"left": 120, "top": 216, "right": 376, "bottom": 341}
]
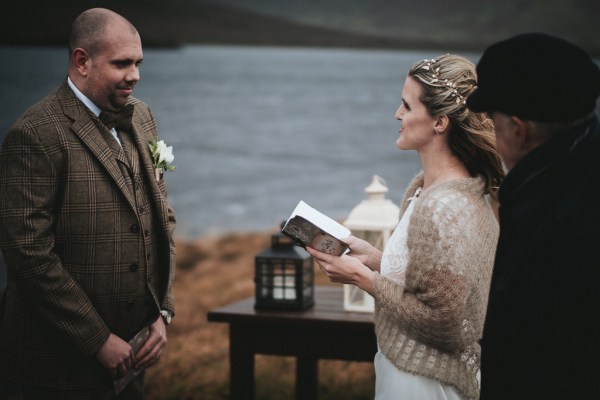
[{"left": 104, "top": 125, "right": 162, "bottom": 338}]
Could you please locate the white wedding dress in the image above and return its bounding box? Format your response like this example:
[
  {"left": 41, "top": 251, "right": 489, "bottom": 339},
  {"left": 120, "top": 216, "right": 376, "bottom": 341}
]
[{"left": 375, "top": 188, "right": 464, "bottom": 400}]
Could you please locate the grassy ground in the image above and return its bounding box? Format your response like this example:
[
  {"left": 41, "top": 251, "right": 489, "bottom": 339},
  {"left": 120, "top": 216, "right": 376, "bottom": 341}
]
[{"left": 145, "top": 231, "right": 375, "bottom": 399}]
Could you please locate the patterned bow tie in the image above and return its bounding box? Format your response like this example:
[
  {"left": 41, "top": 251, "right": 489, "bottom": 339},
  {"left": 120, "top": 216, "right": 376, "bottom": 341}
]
[{"left": 100, "top": 104, "right": 134, "bottom": 131}]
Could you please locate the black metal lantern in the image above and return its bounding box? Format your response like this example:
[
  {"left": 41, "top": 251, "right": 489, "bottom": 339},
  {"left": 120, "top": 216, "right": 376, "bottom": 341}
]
[{"left": 254, "top": 230, "right": 314, "bottom": 311}]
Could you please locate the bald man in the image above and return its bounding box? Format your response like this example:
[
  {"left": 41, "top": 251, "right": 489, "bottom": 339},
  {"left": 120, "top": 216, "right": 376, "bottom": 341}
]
[{"left": 0, "top": 8, "right": 176, "bottom": 399}]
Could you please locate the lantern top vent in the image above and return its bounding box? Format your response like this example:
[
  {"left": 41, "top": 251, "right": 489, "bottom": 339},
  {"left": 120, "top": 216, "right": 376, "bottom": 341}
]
[
  {"left": 365, "top": 175, "right": 389, "bottom": 199},
  {"left": 343, "top": 175, "right": 399, "bottom": 231}
]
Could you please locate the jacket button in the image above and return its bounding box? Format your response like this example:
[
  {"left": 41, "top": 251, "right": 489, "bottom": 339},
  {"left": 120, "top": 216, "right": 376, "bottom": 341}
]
[
  {"left": 130, "top": 224, "right": 139, "bottom": 233},
  {"left": 130, "top": 263, "right": 139, "bottom": 272}
]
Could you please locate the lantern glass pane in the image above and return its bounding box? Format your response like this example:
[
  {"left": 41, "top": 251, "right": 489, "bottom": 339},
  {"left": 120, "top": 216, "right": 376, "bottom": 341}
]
[
  {"left": 303, "top": 271, "right": 311, "bottom": 286},
  {"left": 304, "top": 286, "right": 313, "bottom": 298},
  {"left": 348, "top": 285, "right": 366, "bottom": 304},
  {"left": 262, "top": 276, "right": 271, "bottom": 286},
  {"left": 254, "top": 238, "right": 315, "bottom": 310}
]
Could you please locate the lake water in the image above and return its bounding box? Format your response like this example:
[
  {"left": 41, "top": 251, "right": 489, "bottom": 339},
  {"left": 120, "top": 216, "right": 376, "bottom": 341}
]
[{"left": 0, "top": 45, "right": 469, "bottom": 238}]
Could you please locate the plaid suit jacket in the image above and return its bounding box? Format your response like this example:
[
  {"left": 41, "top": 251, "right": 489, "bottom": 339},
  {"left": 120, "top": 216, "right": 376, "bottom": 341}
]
[{"left": 0, "top": 80, "right": 176, "bottom": 388}]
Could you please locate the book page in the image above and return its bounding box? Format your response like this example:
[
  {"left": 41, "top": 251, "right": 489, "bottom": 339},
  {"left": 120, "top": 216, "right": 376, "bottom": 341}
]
[
  {"left": 290, "top": 201, "right": 350, "bottom": 239},
  {"left": 282, "top": 201, "right": 350, "bottom": 256}
]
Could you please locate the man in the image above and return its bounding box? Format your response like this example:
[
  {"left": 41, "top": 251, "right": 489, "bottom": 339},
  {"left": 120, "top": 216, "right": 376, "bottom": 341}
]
[
  {"left": 467, "top": 33, "right": 600, "bottom": 399},
  {"left": 0, "top": 8, "right": 176, "bottom": 399}
]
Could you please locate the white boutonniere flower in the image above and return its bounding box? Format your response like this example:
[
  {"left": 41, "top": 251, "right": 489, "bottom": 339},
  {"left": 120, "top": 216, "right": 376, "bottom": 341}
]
[{"left": 149, "top": 139, "right": 176, "bottom": 180}]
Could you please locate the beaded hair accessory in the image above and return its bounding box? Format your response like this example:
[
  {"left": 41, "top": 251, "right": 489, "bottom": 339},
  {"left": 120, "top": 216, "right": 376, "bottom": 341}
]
[{"left": 420, "top": 57, "right": 466, "bottom": 105}]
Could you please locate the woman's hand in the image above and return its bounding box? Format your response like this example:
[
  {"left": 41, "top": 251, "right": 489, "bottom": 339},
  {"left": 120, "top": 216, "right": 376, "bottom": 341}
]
[
  {"left": 306, "top": 246, "right": 375, "bottom": 295},
  {"left": 344, "top": 236, "right": 382, "bottom": 272}
]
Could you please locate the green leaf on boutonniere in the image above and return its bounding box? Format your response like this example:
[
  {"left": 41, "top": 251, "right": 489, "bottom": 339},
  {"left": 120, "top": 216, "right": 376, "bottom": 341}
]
[{"left": 149, "top": 139, "right": 176, "bottom": 173}]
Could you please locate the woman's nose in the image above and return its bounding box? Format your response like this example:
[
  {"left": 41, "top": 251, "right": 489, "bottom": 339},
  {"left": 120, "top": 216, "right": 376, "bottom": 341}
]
[{"left": 395, "top": 105, "right": 404, "bottom": 120}]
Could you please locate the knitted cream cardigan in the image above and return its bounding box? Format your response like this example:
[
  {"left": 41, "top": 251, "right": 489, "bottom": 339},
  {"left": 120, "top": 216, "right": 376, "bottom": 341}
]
[{"left": 372, "top": 173, "right": 498, "bottom": 400}]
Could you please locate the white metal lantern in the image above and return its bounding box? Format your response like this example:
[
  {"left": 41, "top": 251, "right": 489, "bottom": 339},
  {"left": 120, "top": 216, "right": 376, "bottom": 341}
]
[{"left": 343, "top": 175, "right": 400, "bottom": 312}]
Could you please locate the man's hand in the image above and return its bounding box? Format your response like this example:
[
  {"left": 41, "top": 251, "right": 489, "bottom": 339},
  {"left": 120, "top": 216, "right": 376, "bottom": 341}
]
[
  {"left": 134, "top": 315, "right": 167, "bottom": 370},
  {"left": 96, "top": 333, "right": 134, "bottom": 379}
]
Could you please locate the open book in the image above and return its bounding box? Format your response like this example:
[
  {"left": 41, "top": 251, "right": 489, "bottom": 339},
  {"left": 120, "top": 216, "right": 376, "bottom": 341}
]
[{"left": 282, "top": 201, "right": 350, "bottom": 256}]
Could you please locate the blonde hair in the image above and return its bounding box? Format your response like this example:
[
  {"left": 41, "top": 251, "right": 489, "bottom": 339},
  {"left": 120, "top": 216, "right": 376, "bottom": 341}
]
[{"left": 409, "top": 54, "right": 504, "bottom": 194}]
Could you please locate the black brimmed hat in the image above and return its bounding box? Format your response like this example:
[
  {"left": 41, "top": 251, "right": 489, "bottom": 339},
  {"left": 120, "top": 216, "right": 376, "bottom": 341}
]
[{"left": 467, "top": 33, "right": 600, "bottom": 122}]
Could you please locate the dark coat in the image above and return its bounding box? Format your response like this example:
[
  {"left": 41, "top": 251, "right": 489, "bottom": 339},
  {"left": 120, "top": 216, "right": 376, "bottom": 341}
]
[
  {"left": 480, "top": 117, "right": 600, "bottom": 399},
  {"left": 0, "top": 80, "right": 176, "bottom": 389}
]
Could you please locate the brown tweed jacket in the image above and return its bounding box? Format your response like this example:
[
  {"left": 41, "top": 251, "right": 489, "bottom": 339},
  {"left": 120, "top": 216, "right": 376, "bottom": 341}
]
[{"left": 0, "top": 80, "right": 176, "bottom": 389}]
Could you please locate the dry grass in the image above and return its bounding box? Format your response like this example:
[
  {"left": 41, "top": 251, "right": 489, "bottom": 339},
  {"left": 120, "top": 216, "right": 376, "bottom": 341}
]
[{"left": 145, "top": 230, "right": 375, "bottom": 400}]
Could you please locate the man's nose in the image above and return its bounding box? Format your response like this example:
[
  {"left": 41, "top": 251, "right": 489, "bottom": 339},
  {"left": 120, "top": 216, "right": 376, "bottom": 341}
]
[{"left": 126, "top": 65, "right": 140, "bottom": 83}]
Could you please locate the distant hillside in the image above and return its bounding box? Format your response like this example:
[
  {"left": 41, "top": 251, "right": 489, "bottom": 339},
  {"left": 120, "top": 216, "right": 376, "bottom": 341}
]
[
  {"left": 208, "top": 0, "right": 600, "bottom": 56},
  {"left": 0, "top": 0, "right": 412, "bottom": 49},
  {"left": 1, "top": 0, "right": 598, "bottom": 56}
]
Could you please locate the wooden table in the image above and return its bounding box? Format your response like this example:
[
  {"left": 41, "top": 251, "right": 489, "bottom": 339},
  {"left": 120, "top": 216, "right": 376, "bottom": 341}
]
[{"left": 207, "top": 285, "right": 377, "bottom": 400}]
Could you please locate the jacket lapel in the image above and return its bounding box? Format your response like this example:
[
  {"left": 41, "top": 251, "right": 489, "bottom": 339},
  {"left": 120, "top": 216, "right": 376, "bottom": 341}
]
[
  {"left": 129, "top": 114, "right": 171, "bottom": 233},
  {"left": 57, "top": 82, "right": 138, "bottom": 212}
]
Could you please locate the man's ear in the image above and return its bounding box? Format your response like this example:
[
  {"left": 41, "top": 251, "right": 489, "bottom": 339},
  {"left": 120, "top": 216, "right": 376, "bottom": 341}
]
[
  {"left": 511, "top": 116, "right": 537, "bottom": 150},
  {"left": 434, "top": 115, "right": 450, "bottom": 134},
  {"left": 72, "top": 48, "right": 90, "bottom": 77}
]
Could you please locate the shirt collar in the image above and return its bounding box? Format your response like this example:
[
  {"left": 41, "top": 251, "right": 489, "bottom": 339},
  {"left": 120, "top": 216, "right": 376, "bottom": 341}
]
[{"left": 67, "top": 77, "right": 101, "bottom": 117}]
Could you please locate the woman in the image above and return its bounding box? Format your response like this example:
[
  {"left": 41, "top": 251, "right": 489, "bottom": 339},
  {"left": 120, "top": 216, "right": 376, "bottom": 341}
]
[{"left": 307, "top": 54, "right": 504, "bottom": 400}]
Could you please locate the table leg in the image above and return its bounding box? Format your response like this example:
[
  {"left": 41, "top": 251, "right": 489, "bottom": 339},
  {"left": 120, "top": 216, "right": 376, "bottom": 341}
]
[
  {"left": 229, "top": 324, "right": 255, "bottom": 400},
  {"left": 296, "top": 356, "right": 318, "bottom": 400}
]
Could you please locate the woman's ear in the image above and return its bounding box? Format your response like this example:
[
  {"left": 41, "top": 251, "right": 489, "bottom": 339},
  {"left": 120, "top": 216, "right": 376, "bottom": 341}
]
[{"left": 433, "top": 115, "right": 450, "bottom": 134}]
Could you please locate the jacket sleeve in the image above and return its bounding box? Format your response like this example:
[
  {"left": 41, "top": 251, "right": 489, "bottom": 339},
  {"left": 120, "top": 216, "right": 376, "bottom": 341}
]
[
  {"left": 161, "top": 200, "right": 176, "bottom": 315},
  {"left": 0, "top": 126, "right": 111, "bottom": 357}
]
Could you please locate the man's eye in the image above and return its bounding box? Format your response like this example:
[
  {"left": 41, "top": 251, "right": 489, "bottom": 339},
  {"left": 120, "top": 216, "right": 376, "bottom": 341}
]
[{"left": 114, "top": 61, "right": 131, "bottom": 68}]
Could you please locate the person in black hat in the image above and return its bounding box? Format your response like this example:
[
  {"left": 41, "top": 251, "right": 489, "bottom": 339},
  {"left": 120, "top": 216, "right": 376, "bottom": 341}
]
[{"left": 467, "top": 32, "right": 600, "bottom": 400}]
